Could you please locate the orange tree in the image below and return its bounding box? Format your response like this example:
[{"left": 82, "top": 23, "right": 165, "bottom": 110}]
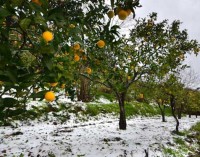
[
  {"left": 0, "top": 0, "right": 142, "bottom": 124},
  {"left": 161, "top": 74, "right": 187, "bottom": 133},
  {"left": 83, "top": 13, "right": 199, "bottom": 130},
  {"left": 186, "top": 89, "right": 200, "bottom": 118},
  {"left": 133, "top": 80, "right": 169, "bottom": 122}
]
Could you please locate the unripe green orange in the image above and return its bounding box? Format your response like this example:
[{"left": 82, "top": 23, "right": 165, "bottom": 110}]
[
  {"left": 118, "top": 10, "right": 128, "bottom": 20},
  {"left": 107, "top": 10, "right": 115, "bottom": 19}
]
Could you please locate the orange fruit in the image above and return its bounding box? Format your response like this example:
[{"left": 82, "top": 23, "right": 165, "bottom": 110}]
[
  {"left": 118, "top": 10, "right": 128, "bottom": 20},
  {"left": 73, "top": 43, "right": 80, "bottom": 50},
  {"left": 86, "top": 67, "right": 92, "bottom": 74},
  {"left": 50, "top": 82, "right": 58, "bottom": 87},
  {"left": 107, "top": 10, "right": 115, "bottom": 19},
  {"left": 42, "top": 31, "right": 53, "bottom": 42},
  {"left": 158, "top": 99, "right": 162, "bottom": 103},
  {"left": 69, "top": 24, "right": 75, "bottom": 28},
  {"left": 61, "top": 84, "right": 65, "bottom": 89},
  {"left": 139, "top": 93, "right": 144, "bottom": 99},
  {"left": 79, "top": 49, "right": 84, "bottom": 53},
  {"left": 74, "top": 54, "right": 80, "bottom": 61},
  {"left": 32, "top": 0, "right": 42, "bottom": 5},
  {"left": 97, "top": 40, "right": 105, "bottom": 48},
  {"left": 45, "top": 91, "right": 55, "bottom": 102},
  {"left": 82, "top": 55, "right": 87, "bottom": 60},
  {"left": 127, "top": 76, "right": 131, "bottom": 80}
]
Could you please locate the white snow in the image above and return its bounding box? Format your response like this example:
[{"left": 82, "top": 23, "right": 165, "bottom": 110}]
[{"left": 0, "top": 115, "right": 199, "bottom": 157}]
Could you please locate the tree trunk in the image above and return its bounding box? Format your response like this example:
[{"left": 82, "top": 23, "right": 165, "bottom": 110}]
[
  {"left": 177, "top": 103, "right": 183, "bottom": 119},
  {"left": 158, "top": 103, "right": 166, "bottom": 122},
  {"left": 177, "top": 109, "right": 182, "bottom": 119},
  {"left": 170, "top": 95, "right": 179, "bottom": 133},
  {"left": 189, "top": 114, "right": 191, "bottom": 118},
  {"left": 117, "top": 93, "right": 127, "bottom": 130},
  {"left": 161, "top": 110, "right": 166, "bottom": 122},
  {"left": 78, "top": 77, "right": 91, "bottom": 102}
]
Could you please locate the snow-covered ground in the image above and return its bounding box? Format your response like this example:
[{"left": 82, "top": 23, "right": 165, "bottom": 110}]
[{"left": 0, "top": 115, "right": 199, "bottom": 157}]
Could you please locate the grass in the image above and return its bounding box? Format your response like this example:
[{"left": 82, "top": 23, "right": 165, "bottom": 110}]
[
  {"left": 85, "top": 103, "right": 119, "bottom": 116},
  {"left": 0, "top": 97, "right": 172, "bottom": 126},
  {"left": 190, "top": 122, "right": 200, "bottom": 147},
  {"left": 174, "top": 137, "right": 185, "bottom": 146},
  {"left": 163, "top": 122, "right": 200, "bottom": 157},
  {"left": 190, "top": 122, "right": 200, "bottom": 133},
  {"left": 163, "top": 147, "right": 185, "bottom": 157},
  {"left": 85, "top": 101, "right": 166, "bottom": 118}
]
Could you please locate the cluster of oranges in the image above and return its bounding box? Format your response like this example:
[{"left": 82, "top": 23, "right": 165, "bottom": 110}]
[
  {"left": 107, "top": 7, "right": 133, "bottom": 20},
  {"left": 40, "top": 14, "right": 107, "bottom": 102}
]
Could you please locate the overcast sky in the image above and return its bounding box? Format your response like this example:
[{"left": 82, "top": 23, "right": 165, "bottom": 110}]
[{"left": 135, "top": 0, "right": 200, "bottom": 84}]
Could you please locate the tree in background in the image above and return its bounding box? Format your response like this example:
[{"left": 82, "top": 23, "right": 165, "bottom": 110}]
[{"left": 84, "top": 13, "right": 200, "bottom": 129}]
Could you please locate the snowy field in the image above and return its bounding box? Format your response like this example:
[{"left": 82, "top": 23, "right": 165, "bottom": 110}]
[{"left": 0, "top": 115, "right": 199, "bottom": 157}]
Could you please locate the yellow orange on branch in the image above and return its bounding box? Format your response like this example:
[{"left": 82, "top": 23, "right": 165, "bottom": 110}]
[
  {"left": 139, "top": 93, "right": 144, "bottom": 99},
  {"left": 42, "top": 31, "right": 53, "bottom": 42},
  {"left": 97, "top": 40, "right": 105, "bottom": 48},
  {"left": 50, "top": 82, "right": 58, "bottom": 87},
  {"left": 82, "top": 55, "right": 87, "bottom": 60},
  {"left": 69, "top": 24, "right": 75, "bottom": 28},
  {"left": 61, "top": 84, "right": 65, "bottom": 89},
  {"left": 73, "top": 43, "right": 80, "bottom": 50},
  {"left": 86, "top": 67, "right": 92, "bottom": 74},
  {"left": 45, "top": 91, "right": 55, "bottom": 102},
  {"left": 118, "top": 10, "right": 128, "bottom": 20},
  {"left": 74, "top": 54, "right": 80, "bottom": 62}
]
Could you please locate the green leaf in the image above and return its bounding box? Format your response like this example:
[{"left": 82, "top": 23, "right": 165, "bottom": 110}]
[
  {"left": 29, "top": 91, "right": 46, "bottom": 100},
  {"left": 7, "top": 109, "right": 24, "bottom": 117},
  {"left": 5, "top": 70, "right": 17, "bottom": 83},
  {"left": 0, "top": 8, "right": 11, "bottom": 18},
  {"left": 0, "top": 44, "right": 12, "bottom": 63},
  {"left": 43, "top": 57, "right": 53, "bottom": 70},
  {"left": 34, "top": 14, "right": 47, "bottom": 27},
  {"left": 40, "top": 45, "right": 55, "bottom": 55},
  {"left": 3, "top": 98, "right": 18, "bottom": 108},
  {"left": 11, "top": 0, "right": 23, "bottom": 7},
  {"left": 19, "top": 18, "right": 31, "bottom": 30}
]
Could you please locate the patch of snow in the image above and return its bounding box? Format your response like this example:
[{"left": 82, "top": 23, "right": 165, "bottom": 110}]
[
  {"left": 89, "top": 97, "right": 115, "bottom": 104},
  {"left": 0, "top": 116, "right": 199, "bottom": 157}
]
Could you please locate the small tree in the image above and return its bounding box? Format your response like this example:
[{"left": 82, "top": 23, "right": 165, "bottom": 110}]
[
  {"left": 136, "top": 81, "right": 169, "bottom": 122},
  {"left": 162, "top": 74, "right": 186, "bottom": 133}
]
